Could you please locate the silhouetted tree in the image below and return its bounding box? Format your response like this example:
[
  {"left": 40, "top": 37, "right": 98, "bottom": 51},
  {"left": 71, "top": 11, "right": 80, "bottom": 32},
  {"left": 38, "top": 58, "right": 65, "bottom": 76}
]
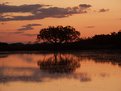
[{"left": 37, "top": 26, "right": 80, "bottom": 44}]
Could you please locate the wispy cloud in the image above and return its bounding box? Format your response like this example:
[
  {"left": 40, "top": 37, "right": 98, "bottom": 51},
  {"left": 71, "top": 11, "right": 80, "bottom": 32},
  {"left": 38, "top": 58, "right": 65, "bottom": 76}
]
[
  {"left": 98, "top": 8, "right": 109, "bottom": 12},
  {"left": 0, "top": 4, "right": 92, "bottom": 21},
  {"left": 0, "top": 22, "right": 6, "bottom": 25},
  {"left": 0, "top": 31, "right": 23, "bottom": 35},
  {"left": 22, "top": 34, "right": 37, "bottom": 37},
  {"left": 0, "top": 31, "right": 36, "bottom": 37},
  {"left": 85, "top": 26, "right": 95, "bottom": 28},
  {"left": 18, "top": 24, "right": 41, "bottom": 31}
]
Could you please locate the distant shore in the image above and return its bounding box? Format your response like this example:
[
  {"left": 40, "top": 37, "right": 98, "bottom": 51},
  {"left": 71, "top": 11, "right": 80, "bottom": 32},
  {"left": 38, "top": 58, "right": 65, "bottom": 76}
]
[
  {"left": 1, "top": 31, "right": 121, "bottom": 52},
  {"left": 0, "top": 42, "right": 121, "bottom": 52},
  {"left": 0, "top": 48, "right": 121, "bottom": 54}
]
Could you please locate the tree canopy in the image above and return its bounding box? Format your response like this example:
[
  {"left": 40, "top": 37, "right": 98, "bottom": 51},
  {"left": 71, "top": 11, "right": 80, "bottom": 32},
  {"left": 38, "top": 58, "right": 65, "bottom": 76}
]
[{"left": 37, "top": 26, "right": 80, "bottom": 44}]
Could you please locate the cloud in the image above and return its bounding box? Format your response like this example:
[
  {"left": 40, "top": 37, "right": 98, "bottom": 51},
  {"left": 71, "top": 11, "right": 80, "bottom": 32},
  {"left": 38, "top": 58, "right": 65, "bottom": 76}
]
[
  {"left": 0, "top": 31, "right": 36, "bottom": 37},
  {"left": 79, "top": 4, "right": 92, "bottom": 8},
  {"left": 0, "top": 31, "right": 24, "bottom": 37},
  {"left": 0, "top": 2, "right": 9, "bottom": 5},
  {"left": 13, "top": 31, "right": 24, "bottom": 34},
  {"left": 0, "top": 4, "right": 49, "bottom": 13},
  {"left": 0, "top": 22, "right": 6, "bottom": 25},
  {"left": 18, "top": 26, "right": 34, "bottom": 31},
  {"left": 98, "top": 8, "right": 109, "bottom": 12},
  {"left": 0, "top": 31, "right": 23, "bottom": 35},
  {"left": 22, "top": 34, "right": 37, "bottom": 37},
  {"left": 0, "top": 4, "right": 92, "bottom": 21},
  {"left": 18, "top": 23, "right": 41, "bottom": 31},
  {"left": 85, "top": 26, "right": 95, "bottom": 28}
]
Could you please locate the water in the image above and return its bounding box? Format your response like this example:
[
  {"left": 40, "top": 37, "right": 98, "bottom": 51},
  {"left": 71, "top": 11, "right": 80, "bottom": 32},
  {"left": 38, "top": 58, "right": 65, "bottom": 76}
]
[{"left": 0, "top": 51, "right": 121, "bottom": 91}]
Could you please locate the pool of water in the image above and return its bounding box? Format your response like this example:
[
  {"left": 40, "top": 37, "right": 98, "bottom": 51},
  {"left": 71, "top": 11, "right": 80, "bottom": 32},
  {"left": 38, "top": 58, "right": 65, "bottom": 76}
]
[{"left": 0, "top": 51, "right": 121, "bottom": 91}]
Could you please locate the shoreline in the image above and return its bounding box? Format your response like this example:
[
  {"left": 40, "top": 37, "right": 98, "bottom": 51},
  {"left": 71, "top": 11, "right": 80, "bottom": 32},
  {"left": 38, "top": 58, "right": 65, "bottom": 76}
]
[{"left": 0, "top": 49, "right": 121, "bottom": 54}]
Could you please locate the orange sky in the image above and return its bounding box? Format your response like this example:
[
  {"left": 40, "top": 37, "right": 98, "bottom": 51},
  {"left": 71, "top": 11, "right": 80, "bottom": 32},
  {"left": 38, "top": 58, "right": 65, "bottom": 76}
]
[{"left": 0, "top": 0, "right": 121, "bottom": 43}]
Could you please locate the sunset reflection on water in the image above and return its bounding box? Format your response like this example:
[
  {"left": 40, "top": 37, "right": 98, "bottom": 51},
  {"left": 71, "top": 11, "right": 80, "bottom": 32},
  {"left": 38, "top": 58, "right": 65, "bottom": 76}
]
[{"left": 0, "top": 52, "right": 121, "bottom": 91}]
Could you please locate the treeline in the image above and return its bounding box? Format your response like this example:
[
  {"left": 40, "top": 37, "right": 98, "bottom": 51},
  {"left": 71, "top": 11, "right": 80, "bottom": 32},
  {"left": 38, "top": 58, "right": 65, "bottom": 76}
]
[{"left": 0, "top": 31, "right": 121, "bottom": 51}]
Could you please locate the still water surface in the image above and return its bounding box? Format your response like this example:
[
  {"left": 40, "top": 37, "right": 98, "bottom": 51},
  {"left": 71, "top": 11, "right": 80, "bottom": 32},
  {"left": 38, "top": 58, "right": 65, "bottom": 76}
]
[{"left": 0, "top": 51, "right": 121, "bottom": 91}]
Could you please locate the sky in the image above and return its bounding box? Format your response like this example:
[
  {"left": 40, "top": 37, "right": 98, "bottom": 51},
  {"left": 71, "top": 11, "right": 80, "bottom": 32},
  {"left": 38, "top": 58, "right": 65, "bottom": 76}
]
[{"left": 0, "top": 0, "right": 121, "bottom": 43}]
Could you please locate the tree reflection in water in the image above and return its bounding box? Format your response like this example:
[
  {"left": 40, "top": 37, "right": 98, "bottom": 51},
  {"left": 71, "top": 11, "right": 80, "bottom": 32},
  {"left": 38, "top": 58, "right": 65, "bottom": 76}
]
[{"left": 37, "top": 53, "right": 80, "bottom": 73}]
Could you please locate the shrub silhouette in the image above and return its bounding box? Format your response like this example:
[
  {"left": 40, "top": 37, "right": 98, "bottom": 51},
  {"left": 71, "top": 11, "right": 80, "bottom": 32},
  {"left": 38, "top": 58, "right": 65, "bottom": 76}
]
[{"left": 37, "top": 26, "right": 80, "bottom": 44}]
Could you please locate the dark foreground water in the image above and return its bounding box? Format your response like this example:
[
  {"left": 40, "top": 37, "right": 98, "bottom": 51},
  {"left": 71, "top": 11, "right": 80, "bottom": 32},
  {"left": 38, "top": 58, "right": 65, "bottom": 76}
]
[{"left": 0, "top": 51, "right": 121, "bottom": 91}]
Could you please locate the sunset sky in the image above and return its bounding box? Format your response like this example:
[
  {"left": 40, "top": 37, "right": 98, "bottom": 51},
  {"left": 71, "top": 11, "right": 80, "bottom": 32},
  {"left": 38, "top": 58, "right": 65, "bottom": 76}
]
[{"left": 0, "top": 0, "right": 121, "bottom": 43}]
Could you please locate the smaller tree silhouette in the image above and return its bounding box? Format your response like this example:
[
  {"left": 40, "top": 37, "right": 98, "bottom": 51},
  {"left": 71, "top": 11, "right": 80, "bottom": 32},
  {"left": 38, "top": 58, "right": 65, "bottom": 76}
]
[{"left": 37, "top": 26, "right": 80, "bottom": 44}]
